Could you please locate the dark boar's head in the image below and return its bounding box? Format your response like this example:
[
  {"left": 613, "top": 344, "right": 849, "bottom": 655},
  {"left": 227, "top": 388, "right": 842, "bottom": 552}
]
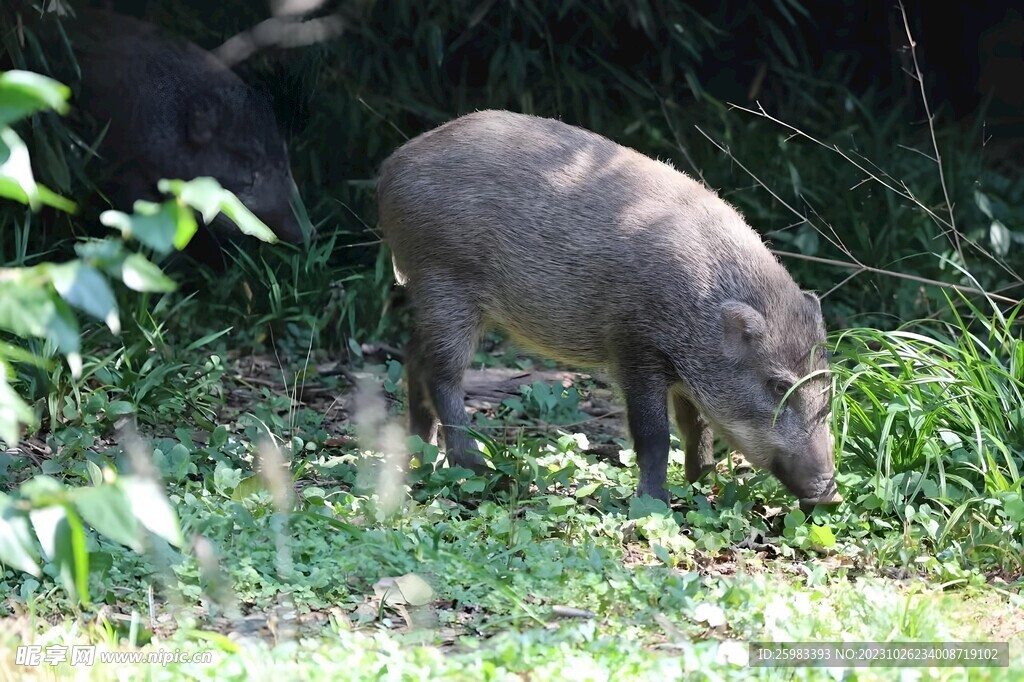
[{"left": 69, "top": 10, "right": 310, "bottom": 246}]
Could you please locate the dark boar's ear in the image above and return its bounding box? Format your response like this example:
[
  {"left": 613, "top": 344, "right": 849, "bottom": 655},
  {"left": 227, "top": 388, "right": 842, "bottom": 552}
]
[
  {"left": 721, "top": 300, "right": 766, "bottom": 360},
  {"left": 186, "top": 94, "right": 218, "bottom": 147}
]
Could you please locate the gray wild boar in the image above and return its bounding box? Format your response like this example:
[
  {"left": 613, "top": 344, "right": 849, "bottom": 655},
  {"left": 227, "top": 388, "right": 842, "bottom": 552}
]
[
  {"left": 378, "top": 111, "right": 842, "bottom": 510},
  {"left": 66, "top": 10, "right": 307, "bottom": 250}
]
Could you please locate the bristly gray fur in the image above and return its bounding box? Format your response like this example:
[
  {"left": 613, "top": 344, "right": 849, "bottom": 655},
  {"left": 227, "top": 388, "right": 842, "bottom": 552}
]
[{"left": 378, "top": 110, "right": 838, "bottom": 505}]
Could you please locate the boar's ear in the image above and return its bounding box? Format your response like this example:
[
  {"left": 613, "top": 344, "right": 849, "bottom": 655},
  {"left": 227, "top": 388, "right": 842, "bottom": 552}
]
[
  {"left": 803, "top": 291, "right": 822, "bottom": 315},
  {"left": 186, "top": 94, "right": 218, "bottom": 147},
  {"left": 721, "top": 300, "right": 766, "bottom": 360}
]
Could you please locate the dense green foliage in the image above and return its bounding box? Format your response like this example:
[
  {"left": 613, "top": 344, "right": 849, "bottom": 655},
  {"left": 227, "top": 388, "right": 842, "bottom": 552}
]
[{"left": 0, "top": 1, "right": 1022, "bottom": 678}]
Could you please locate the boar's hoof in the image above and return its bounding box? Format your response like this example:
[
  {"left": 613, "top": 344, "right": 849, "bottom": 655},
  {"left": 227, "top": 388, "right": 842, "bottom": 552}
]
[
  {"left": 447, "top": 449, "right": 489, "bottom": 474},
  {"left": 798, "top": 491, "right": 844, "bottom": 514},
  {"left": 685, "top": 462, "right": 716, "bottom": 484}
]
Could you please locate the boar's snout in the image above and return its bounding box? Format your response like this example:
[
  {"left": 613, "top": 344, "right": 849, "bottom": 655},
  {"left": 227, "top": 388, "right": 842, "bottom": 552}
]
[{"left": 770, "top": 427, "right": 841, "bottom": 510}]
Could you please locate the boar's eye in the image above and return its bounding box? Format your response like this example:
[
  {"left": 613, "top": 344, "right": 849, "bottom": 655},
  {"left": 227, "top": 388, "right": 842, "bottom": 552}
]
[{"left": 768, "top": 379, "right": 793, "bottom": 399}]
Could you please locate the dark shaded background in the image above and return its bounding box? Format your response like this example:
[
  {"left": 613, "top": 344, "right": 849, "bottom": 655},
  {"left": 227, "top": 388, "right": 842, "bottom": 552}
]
[{"left": 3, "top": 0, "right": 1023, "bottom": 340}]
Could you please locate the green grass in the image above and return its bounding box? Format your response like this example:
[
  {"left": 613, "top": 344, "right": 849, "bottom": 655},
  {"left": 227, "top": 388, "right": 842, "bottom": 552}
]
[
  {"left": 1, "top": 294, "right": 1022, "bottom": 678},
  {"left": 1, "top": 452, "right": 1022, "bottom": 679}
]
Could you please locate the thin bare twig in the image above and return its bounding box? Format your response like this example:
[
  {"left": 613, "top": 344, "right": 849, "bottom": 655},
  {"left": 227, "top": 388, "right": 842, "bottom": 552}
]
[
  {"left": 693, "top": 126, "right": 852, "bottom": 258},
  {"left": 772, "top": 250, "right": 1020, "bottom": 305},
  {"left": 727, "top": 101, "right": 1021, "bottom": 285},
  {"left": 898, "top": 0, "right": 963, "bottom": 263},
  {"left": 737, "top": 99, "right": 1015, "bottom": 282},
  {"left": 730, "top": 102, "right": 949, "bottom": 227},
  {"left": 697, "top": 111, "right": 1024, "bottom": 310}
]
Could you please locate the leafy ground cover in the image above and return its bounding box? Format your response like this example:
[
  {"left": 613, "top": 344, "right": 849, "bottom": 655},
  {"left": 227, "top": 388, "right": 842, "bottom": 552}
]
[{"left": 2, "top": 298, "right": 1022, "bottom": 679}]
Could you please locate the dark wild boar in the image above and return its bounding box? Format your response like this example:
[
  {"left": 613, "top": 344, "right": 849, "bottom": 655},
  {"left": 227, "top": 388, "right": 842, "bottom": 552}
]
[
  {"left": 378, "top": 110, "right": 841, "bottom": 510},
  {"left": 66, "top": 10, "right": 308, "bottom": 257}
]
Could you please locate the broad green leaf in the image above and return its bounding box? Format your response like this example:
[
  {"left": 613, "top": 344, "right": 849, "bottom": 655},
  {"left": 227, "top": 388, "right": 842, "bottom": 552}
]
[
  {"left": 120, "top": 254, "right": 176, "bottom": 293},
  {"left": 974, "top": 189, "right": 994, "bottom": 219},
  {"left": 460, "top": 477, "right": 485, "bottom": 493},
  {"left": 121, "top": 477, "right": 184, "bottom": 547},
  {"left": 29, "top": 503, "right": 89, "bottom": 603},
  {"left": 231, "top": 475, "right": 268, "bottom": 501},
  {"left": 0, "top": 281, "right": 80, "bottom": 357},
  {"left": 395, "top": 573, "right": 434, "bottom": 605},
  {"left": 373, "top": 573, "right": 434, "bottom": 606},
  {"left": 153, "top": 443, "right": 194, "bottom": 484},
  {"left": 210, "top": 425, "right": 229, "bottom": 449},
  {"left": 547, "top": 496, "right": 576, "bottom": 510},
  {"left": 28, "top": 504, "right": 66, "bottom": 561},
  {"left": 0, "top": 127, "right": 39, "bottom": 209},
  {"left": 419, "top": 442, "right": 440, "bottom": 464},
  {"left": 89, "top": 551, "right": 113, "bottom": 577},
  {"left": 49, "top": 261, "right": 120, "bottom": 334},
  {"left": 84, "top": 461, "right": 104, "bottom": 487},
  {"left": 19, "top": 475, "right": 65, "bottom": 504},
  {"left": 159, "top": 177, "right": 222, "bottom": 224},
  {"left": 808, "top": 524, "right": 836, "bottom": 548},
  {"left": 107, "top": 401, "right": 134, "bottom": 416},
  {"left": 172, "top": 201, "right": 199, "bottom": 250},
  {"left": 990, "top": 220, "right": 1011, "bottom": 257},
  {"left": 1001, "top": 493, "right": 1024, "bottom": 524},
  {"left": 0, "top": 70, "right": 71, "bottom": 126},
  {"left": 0, "top": 493, "right": 42, "bottom": 576},
  {"left": 0, "top": 115, "right": 74, "bottom": 214},
  {"left": 101, "top": 201, "right": 180, "bottom": 254},
  {"left": 36, "top": 185, "right": 76, "bottom": 213},
  {"left": 0, "top": 369, "right": 34, "bottom": 447},
  {"left": 628, "top": 495, "right": 671, "bottom": 519},
  {"left": 213, "top": 462, "right": 243, "bottom": 496},
  {"left": 72, "top": 485, "right": 141, "bottom": 552},
  {"left": 159, "top": 177, "right": 277, "bottom": 243},
  {"left": 75, "top": 238, "right": 127, "bottom": 274},
  {"left": 784, "top": 509, "right": 806, "bottom": 528},
  {"left": 209, "top": 192, "right": 277, "bottom": 243}
]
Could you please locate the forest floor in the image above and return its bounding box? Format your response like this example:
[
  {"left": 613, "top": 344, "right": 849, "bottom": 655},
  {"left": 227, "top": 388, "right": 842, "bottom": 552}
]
[{"left": 2, "top": 346, "right": 1022, "bottom": 681}]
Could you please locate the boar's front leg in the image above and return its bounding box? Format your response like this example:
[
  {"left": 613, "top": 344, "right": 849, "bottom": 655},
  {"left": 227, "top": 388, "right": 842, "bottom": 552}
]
[
  {"left": 621, "top": 369, "right": 671, "bottom": 503},
  {"left": 672, "top": 392, "right": 716, "bottom": 483}
]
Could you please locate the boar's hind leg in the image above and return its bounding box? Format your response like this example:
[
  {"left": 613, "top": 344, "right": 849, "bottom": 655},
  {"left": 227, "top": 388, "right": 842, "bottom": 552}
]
[
  {"left": 404, "top": 332, "right": 438, "bottom": 445},
  {"left": 672, "top": 393, "right": 716, "bottom": 483},
  {"left": 621, "top": 371, "right": 671, "bottom": 504},
  {"left": 413, "top": 294, "right": 486, "bottom": 472}
]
